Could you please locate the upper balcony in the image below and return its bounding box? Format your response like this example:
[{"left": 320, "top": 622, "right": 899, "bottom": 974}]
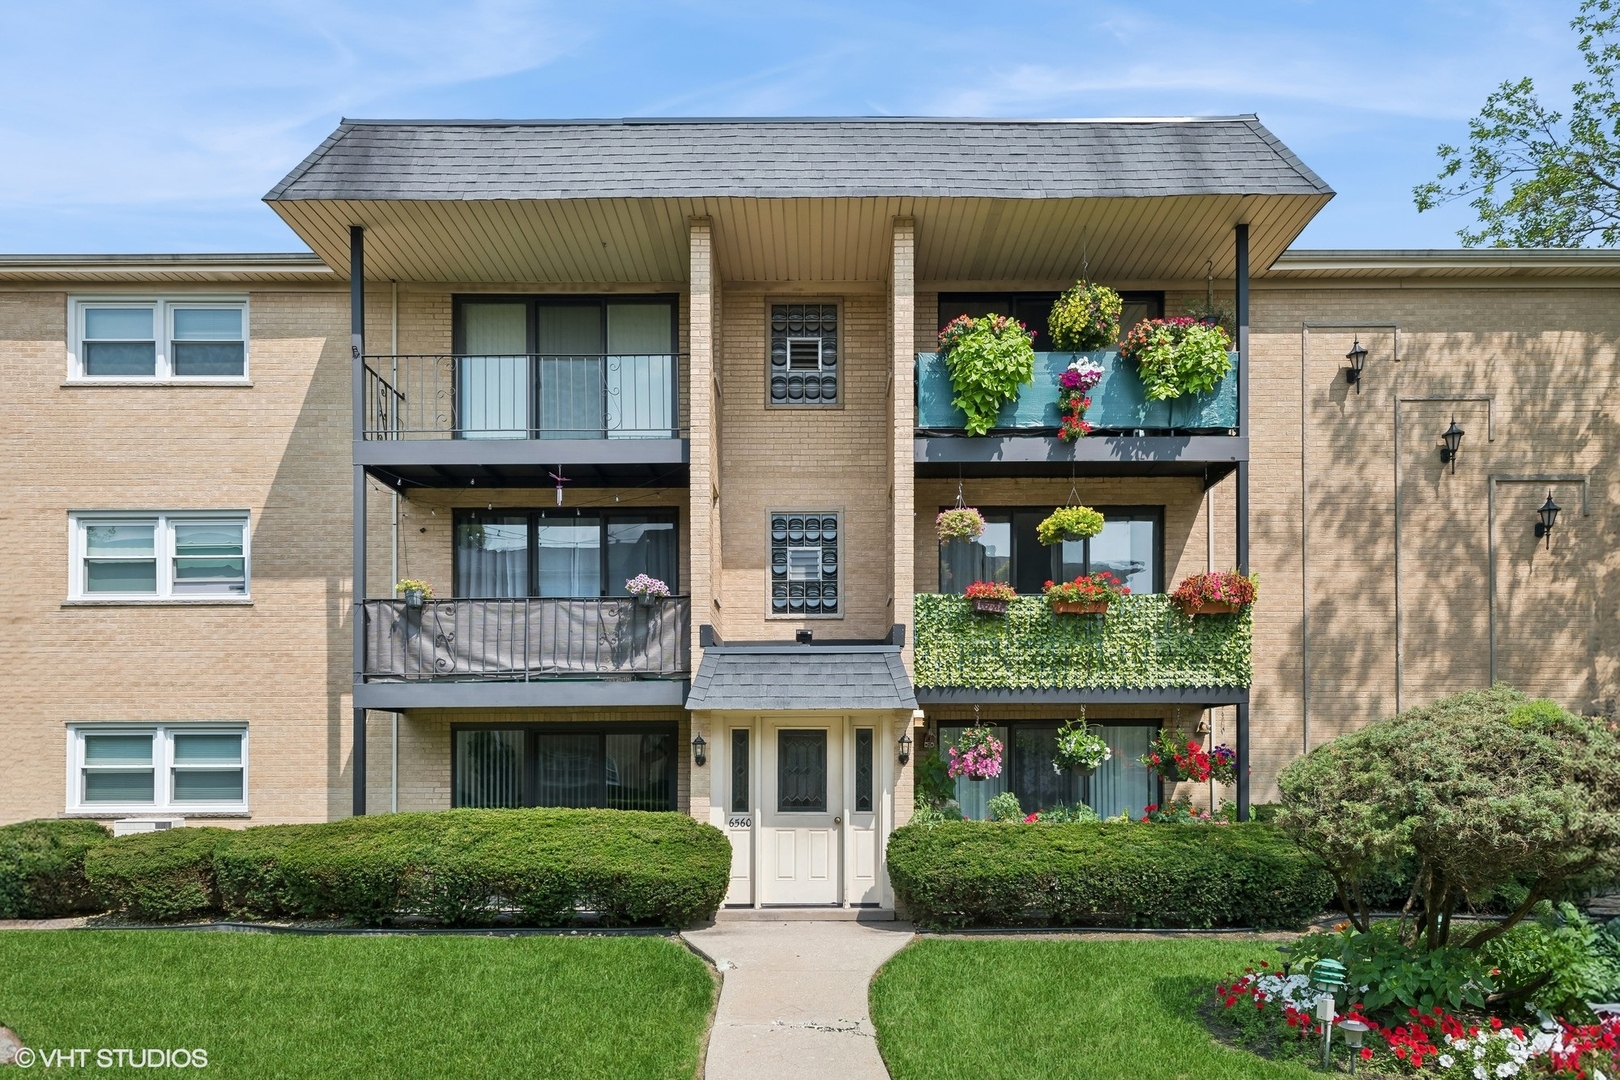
[
  {"left": 914, "top": 351, "right": 1245, "bottom": 484},
  {"left": 356, "top": 353, "right": 689, "bottom": 488}
]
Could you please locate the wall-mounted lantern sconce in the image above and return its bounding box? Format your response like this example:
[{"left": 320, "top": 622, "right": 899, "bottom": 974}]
[
  {"left": 691, "top": 734, "right": 706, "bottom": 768},
  {"left": 795, "top": 629, "right": 813, "bottom": 644},
  {"left": 1440, "top": 419, "right": 1465, "bottom": 473},
  {"left": 1195, "top": 716, "right": 1212, "bottom": 736},
  {"left": 1535, "top": 492, "right": 1562, "bottom": 549},
  {"left": 897, "top": 732, "right": 913, "bottom": 765},
  {"left": 1344, "top": 338, "right": 1368, "bottom": 392}
]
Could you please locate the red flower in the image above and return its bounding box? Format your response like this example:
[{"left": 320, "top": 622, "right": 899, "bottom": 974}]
[{"left": 1359, "top": 1048, "right": 1373, "bottom": 1061}]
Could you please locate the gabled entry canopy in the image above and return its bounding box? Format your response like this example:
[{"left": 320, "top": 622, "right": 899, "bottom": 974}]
[
  {"left": 686, "top": 646, "right": 917, "bottom": 711},
  {"left": 265, "top": 117, "right": 1333, "bottom": 285}
]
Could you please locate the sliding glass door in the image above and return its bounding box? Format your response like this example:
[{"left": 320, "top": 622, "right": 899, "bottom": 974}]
[
  {"left": 454, "top": 509, "right": 678, "bottom": 599},
  {"left": 939, "top": 721, "right": 1157, "bottom": 821}
]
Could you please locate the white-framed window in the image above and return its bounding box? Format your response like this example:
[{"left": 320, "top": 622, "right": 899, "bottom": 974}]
[
  {"left": 67, "top": 724, "right": 249, "bottom": 814},
  {"left": 69, "top": 511, "right": 250, "bottom": 600},
  {"left": 70, "top": 298, "right": 248, "bottom": 381}
]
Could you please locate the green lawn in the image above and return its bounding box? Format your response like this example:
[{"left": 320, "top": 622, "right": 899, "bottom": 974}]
[
  {"left": 0, "top": 931, "right": 714, "bottom": 1079},
  {"left": 870, "top": 937, "right": 1319, "bottom": 1080}
]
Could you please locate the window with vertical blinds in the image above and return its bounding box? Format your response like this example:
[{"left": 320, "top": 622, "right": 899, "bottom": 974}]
[{"left": 451, "top": 723, "right": 677, "bottom": 811}]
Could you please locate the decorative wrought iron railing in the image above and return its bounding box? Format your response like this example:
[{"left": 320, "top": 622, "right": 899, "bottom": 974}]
[
  {"left": 362, "top": 597, "right": 691, "bottom": 681},
  {"left": 362, "top": 353, "right": 683, "bottom": 440},
  {"left": 916, "top": 350, "right": 1240, "bottom": 434}
]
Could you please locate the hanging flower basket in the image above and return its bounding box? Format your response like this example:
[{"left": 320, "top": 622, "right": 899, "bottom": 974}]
[
  {"left": 1052, "top": 719, "right": 1110, "bottom": 775},
  {"left": 625, "top": 574, "right": 671, "bottom": 606},
  {"left": 1047, "top": 280, "right": 1123, "bottom": 352},
  {"left": 947, "top": 726, "right": 1003, "bottom": 781},
  {"left": 936, "top": 507, "right": 986, "bottom": 543},
  {"left": 395, "top": 579, "right": 434, "bottom": 609},
  {"left": 964, "top": 581, "right": 1015, "bottom": 616},
  {"left": 1036, "top": 506, "right": 1105, "bottom": 547}
]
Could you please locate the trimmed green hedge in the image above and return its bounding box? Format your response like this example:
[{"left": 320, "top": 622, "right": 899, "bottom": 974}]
[
  {"left": 0, "top": 819, "right": 110, "bottom": 918},
  {"left": 887, "top": 821, "right": 1332, "bottom": 930},
  {"left": 913, "top": 593, "right": 1251, "bottom": 690},
  {"left": 85, "top": 827, "right": 233, "bottom": 921},
  {"left": 88, "top": 809, "right": 731, "bottom": 927}
]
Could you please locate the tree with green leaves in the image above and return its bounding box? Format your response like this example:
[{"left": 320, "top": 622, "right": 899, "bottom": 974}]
[
  {"left": 1414, "top": 0, "right": 1620, "bottom": 246},
  {"left": 1276, "top": 687, "right": 1620, "bottom": 953}
]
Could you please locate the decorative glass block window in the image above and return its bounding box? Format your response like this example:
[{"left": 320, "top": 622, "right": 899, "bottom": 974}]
[
  {"left": 72, "top": 299, "right": 248, "bottom": 380},
  {"left": 768, "top": 304, "right": 838, "bottom": 405},
  {"left": 71, "top": 513, "right": 249, "bottom": 600},
  {"left": 69, "top": 725, "right": 248, "bottom": 813},
  {"left": 769, "top": 512, "right": 839, "bottom": 617}
]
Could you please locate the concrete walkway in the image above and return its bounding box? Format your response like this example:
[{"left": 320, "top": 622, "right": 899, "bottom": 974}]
[{"left": 683, "top": 918, "right": 914, "bottom": 1080}]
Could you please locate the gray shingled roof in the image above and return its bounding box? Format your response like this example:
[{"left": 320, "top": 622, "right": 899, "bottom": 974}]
[
  {"left": 685, "top": 646, "right": 917, "bottom": 711},
  {"left": 266, "top": 116, "right": 1331, "bottom": 202}
]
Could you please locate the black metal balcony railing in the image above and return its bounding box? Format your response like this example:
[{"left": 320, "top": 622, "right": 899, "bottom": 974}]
[
  {"left": 362, "top": 597, "right": 691, "bottom": 681},
  {"left": 362, "top": 354, "right": 683, "bottom": 440}
]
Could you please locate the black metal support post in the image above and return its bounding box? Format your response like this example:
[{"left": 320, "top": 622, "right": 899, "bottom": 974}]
[
  {"left": 1234, "top": 222, "right": 1251, "bottom": 823},
  {"left": 351, "top": 225, "right": 367, "bottom": 818}
]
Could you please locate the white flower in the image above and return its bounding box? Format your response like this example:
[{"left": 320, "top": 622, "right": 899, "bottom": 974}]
[
  {"left": 1496, "top": 1064, "right": 1518, "bottom": 1077},
  {"left": 1474, "top": 1066, "right": 1488, "bottom": 1080},
  {"left": 1475, "top": 1044, "right": 1489, "bottom": 1060},
  {"left": 1439, "top": 1054, "right": 1455, "bottom": 1067}
]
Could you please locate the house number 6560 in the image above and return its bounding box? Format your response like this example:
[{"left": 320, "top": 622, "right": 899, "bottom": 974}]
[{"left": 728, "top": 816, "right": 752, "bottom": 829}]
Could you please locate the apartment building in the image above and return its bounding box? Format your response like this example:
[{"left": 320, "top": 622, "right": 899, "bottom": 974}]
[{"left": 2, "top": 117, "right": 1615, "bottom": 911}]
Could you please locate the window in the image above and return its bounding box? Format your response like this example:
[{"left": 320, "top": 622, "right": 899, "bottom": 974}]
[
  {"left": 939, "top": 506, "right": 1161, "bottom": 596},
  {"left": 939, "top": 292, "right": 1163, "bottom": 349},
  {"left": 730, "top": 729, "right": 750, "bottom": 814},
  {"left": 769, "top": 511, "right": 840, "bottom": 616},
  {"left": 768, "top": 304, "right": 838, "bottom": 405},
  {"left": 451, "top": 723, "right": 678, "bottom": 810},
  {"left": 854, "top": 729, "right": 874, "bottom": 813},
  {"left": 777, "top": 730, "right": 828, "bottom": 812},
  {"left": 71, "top": 513, "right": 249, "bottom": 600},
  {"left": 453, "top": 509, "right": 677, "bottom": 598},
  {"left": 453, "top": 296, "right": 678, "bottom": 439},
  {"left": 938, "top": 722, "right": 1154, "bottom": 822},
  {"left": 72, "top": 299, "right": 247, "bottom": 380},
  {"left": 69, "top": 725, "right": 247, "bottom": 813}
]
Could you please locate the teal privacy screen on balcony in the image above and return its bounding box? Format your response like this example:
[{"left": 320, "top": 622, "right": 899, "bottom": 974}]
[
  {"left": 913, "top": 594, "right": 1252, "bottom": 690},
  {"left": 915, "top": 351, "right": 1239, "bottom": 432}
]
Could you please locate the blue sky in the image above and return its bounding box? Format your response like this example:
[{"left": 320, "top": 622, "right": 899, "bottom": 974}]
[{"left": 0, "top": 0, "right": 1587, "bottom": 253}]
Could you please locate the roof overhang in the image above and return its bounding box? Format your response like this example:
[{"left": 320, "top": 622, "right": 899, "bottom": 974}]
[{"left": 0, "top": 253, "right": 333, "bottom": 285}]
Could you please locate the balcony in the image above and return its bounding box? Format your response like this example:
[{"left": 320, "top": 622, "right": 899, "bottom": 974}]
[
  {"left": 914, "top": 351, "right": 1244, "bottom": 481},
  {"left": 357, "top": 354, "right": 688, "bottom": 487},
  {"left": 911, "top": 593, "right": 1250, "bottom": 706},
  {"left": 356, "top": 597, "right": 691, "bottom": 710}
]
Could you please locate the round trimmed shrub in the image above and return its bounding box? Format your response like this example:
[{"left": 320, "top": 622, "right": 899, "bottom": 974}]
[
  {"left": 887, "top": 820, "right": 1332, "bottom": 930},
  {"left": 0, "top": 818, "right": 110, "bottom": 918},
  {"left": 86, "top": 827, "right": 235, "bottom": 921}
]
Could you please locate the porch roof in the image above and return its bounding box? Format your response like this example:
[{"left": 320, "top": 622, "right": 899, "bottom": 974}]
[{"left": 686, "top": 645, "right": 917, "bottom": 711}]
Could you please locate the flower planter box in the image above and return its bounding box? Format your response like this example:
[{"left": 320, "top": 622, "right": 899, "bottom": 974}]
[
  {"left": 403, "top": 588, "right": 425, "bottom": 610},
  {"left": 1051, "top": 599, "right": 1109, "bottom": 616},
  {"left": 636, "top": 593, "right": 659, "bottom": 608},
  {"left": 970, "top": 597, "right": 1011, "bottom": 616},
  {"left": 1187, "top": 600, "right": 1243, "bottom": 616}
]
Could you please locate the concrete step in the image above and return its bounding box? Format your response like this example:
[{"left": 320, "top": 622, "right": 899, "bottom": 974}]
[{"left": 714, "top": 907, "right": 898, "bottom": 923}]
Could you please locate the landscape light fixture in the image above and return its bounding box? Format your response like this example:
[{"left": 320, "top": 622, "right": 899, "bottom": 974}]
[
  {"left": 691, "top": 734, "right": 706, "bottom": 768},
  {"left": 1339, "top": 1019, "right": 1370, "bottom": 1075},
  {"left": 1535, "top": 492, "right": 1562, "bottom": 549},
  {"left": 1440, "top": 419, "right": 1465, "bottom": 473},
  {"left": 1344, "top": 338, "right": 1368, "bottom": 391},
  {"left": 897, "top": 732, "right": 912, "bottom": 766}
]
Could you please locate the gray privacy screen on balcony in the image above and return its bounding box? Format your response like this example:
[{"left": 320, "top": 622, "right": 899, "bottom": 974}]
[{"left": 364, "top": 598, "right": 689, "bottom": 680}]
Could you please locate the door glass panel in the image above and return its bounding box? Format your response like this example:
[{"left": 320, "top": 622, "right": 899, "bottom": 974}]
[
  {"left": 605, "top": 518, "right": 677, "bottom": 595},
  {"left": 534, "top": 732, "right": 603, "bottom": 808},
  {"left": 537, "top": 306, "right": 604, "bottom": 439},
  {"left": 940, "top": 518, "right": 1011, "bottom": 593},
  {"left": 777, "top": 730, "right": 827, "bottom": 812},
  {"left": 730, "top": 729, "right": 750, "bottom": 813},
  {"left": 459, "top": 302, "right": 529, "bottom": 439},
  {"left": 453, "top": 729, "right": 524, "bottom": 808},
  {"left": 939, "top": 724, "right": 1008, "bottom": 820},
  {"left": 605, "top": 731, "right": 674, "bottom": 811},
  {"left": 606, "top": 302, "right": 675, "bottom": 438},
  {"left": 535, "top": 515, "right": 601, "bottom": 597},
  {"left": 1090, "top": 518, "right": 1157, "bottom": 593},
  {"left": 455, "top": 515, "right": 529, "bottom": 598},
  {"left": 854, "top": 729, "right": 873, "bottom": 813},
  {"left": 1089, "top": 725, "right": 1154, "bottom": 821}
]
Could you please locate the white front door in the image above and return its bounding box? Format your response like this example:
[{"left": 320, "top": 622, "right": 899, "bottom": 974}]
[
  {"left": 761, "top": 721, "right": 841, "bottom": 904},
  {"left": 845, "top": 723, "right": 882, "bottom": 905}
]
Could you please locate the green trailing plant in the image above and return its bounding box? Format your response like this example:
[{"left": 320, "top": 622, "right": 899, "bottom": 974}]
[
  {"left": 1047, "top": 280, "right": 1123, "bottom": 350},
  {"left": 886, "top": 821, "right": 1332, "bottom": 930},
  {"left": 936, "top": 314, "right": 1036, "bottom": 436},
  {"left": 987, "top": 791, "right": 1026, "bottom": 823},
  {"left": 1276, "top": 687, "right": 1620, "bottom": 952},
  {"left": 1051, "top": 717, "right": 1111, "bottom": 772},
  {"left": 1035, "top": 505, "right": 1104, "bottom": 547},
  {"left": 0, "top": 818, "right": 110, "bottom": 918},
  {"left": 1119, "top": 317, "right": 1233, "bottom": 401},
  {"left": 912, "top": 593, "right": 1253, "bottom": 691}
]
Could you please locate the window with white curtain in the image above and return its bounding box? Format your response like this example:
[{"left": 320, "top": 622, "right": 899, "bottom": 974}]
[
  {"left": 453, "top": 509, "right": 677, "bottom": 598},
  {"left": 71, "top": 299, "right": 247, "bottom": 380},
  {"left": 68, "top": 725, "right": 247, "bottom": 813},
  {"left": 939, "top": 721, "right": 1156, "bottom": 821},
  {"left": 70, "top": 512, "right": 249, "bottom": 600}
]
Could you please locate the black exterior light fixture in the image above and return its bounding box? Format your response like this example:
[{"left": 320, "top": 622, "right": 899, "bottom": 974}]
[
  {"left": 691, "top": 734, "right": 706, "bottom": 768},
  {"left": 1535, "top": 491, "right": 1562, "bottom": 549},
  {"left": 897, "top": 732, "right": 913, "bottom": 766},
  {"left": 1344, "top": 338, "right": 1369, "bottom": 392},
  {"left": 1440, "top": 418, "right": 1465, "bottom": 473}
]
